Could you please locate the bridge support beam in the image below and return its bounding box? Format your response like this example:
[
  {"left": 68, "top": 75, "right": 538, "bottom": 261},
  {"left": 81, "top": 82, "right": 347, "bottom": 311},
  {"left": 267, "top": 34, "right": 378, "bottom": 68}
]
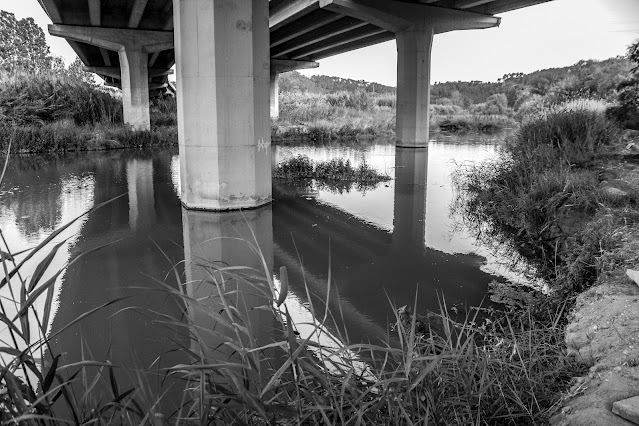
[
  {"left": 175, "top": 0, "right": 271, "bottom": 211},
  {"left": 48, "top": 24, "right": 173, "bottom": 131}
]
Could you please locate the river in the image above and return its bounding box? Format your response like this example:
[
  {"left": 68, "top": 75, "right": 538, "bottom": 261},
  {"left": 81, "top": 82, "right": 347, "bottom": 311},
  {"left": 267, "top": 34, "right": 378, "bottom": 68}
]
[{"left": 0, "top": 132, "right": 532, "bottom": 413}]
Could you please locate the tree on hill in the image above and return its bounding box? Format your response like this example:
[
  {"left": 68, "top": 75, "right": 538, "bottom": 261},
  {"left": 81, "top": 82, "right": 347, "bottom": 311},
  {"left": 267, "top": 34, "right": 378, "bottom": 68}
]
[
  {"left": 608, "top": 40, "right": 639, "bottom": 130},
  {"left": 0, "top": 10, "right": 52, "bottom": 73}
]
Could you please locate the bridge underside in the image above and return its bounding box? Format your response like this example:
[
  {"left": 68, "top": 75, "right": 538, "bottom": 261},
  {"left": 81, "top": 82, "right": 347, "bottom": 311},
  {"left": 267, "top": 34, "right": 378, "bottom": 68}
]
[{"left": 40, "top": 0, "right": 552, "bottom": 210}]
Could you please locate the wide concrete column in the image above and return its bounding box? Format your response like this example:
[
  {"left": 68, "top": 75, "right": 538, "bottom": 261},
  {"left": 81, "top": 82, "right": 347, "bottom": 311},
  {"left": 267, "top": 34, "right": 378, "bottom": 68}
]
[
  {"left": 119, "top": 49, "right": 150, "bottom": 131},
  {"left": 396, "top": 24, "right": 434, "bottom": 148},
  {"left": 270, "top": 70, "right": 280, "bottom": 119},
  {"left": 174, "top": 0, "right": 271, "bottom": 211}
]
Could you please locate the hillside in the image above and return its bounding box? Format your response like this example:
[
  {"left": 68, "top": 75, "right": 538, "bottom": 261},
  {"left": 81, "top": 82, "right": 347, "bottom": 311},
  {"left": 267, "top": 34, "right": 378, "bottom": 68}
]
[{"left": 281, "top": 56, "right": 631, "bottom": 108}]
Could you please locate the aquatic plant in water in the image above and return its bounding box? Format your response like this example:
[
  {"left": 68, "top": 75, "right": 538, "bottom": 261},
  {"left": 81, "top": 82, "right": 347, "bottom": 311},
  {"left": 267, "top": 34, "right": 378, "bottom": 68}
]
[{"left": 274, "top": 154, "right": 391, "bottom": 194}]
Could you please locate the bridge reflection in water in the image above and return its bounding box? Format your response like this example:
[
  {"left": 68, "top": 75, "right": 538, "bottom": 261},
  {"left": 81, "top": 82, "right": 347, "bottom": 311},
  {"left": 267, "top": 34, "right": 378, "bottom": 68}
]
[{"left": 1, "top": 144, "right": 503, "bottom": 414}]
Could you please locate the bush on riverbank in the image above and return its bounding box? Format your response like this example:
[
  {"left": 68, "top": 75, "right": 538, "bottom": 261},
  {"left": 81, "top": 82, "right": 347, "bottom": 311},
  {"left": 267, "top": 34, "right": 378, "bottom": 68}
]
[
  {"left": 0, "top": 71, "right": 122, "bottom": 126},
  {"left": 454, "top": 101, "right": 627, "bottom": 298}
]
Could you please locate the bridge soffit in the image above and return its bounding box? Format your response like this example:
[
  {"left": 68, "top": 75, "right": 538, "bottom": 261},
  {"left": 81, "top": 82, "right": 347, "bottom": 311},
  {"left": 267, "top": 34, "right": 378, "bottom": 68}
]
[
  {"left": 48, "top": 24, "right": 173, "bottom": 53},
  {"left": 318, "top": 0, "right": 500, "bottom": 33}
]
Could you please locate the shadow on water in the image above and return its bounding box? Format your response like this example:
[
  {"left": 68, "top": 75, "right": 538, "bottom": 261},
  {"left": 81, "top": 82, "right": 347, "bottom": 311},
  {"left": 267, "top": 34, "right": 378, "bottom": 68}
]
[{"left": 0, "top": 135, "right": 514, "bottom": 417}]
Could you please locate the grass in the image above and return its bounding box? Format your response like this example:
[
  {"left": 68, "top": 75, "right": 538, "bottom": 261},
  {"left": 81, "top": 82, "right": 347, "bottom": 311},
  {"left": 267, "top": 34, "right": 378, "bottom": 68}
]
[
  {"left": 452, "top": 100, "right": 628, "bottom": 299},
  {"left": 0, "top": 122, "right": 177, "bottom": 153},
  {"left": 274, "top": 154, "right": 391, "bottom": 193}
]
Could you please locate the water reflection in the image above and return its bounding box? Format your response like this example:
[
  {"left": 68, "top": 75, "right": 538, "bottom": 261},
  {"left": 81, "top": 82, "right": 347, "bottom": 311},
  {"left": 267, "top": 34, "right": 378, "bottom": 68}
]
[
  {"left": 0, "top": 137, "right": 527, "bottom": 416},
  {"left": 47, "top": 152, "right": 187, "bottom": 416},
  {"left": 182, "top": 206, "right": 277, "bottom": 362}
]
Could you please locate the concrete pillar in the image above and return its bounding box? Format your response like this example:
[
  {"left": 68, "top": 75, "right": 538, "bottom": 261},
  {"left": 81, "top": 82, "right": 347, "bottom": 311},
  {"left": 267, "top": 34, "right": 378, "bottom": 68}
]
[
  {"left": 119, "top": 49, "right": 150, "bottom": 131},
  {"left": 174, "top": 0, "right": 271, "bottom": 211},
  {"left": 392, "top": 147, "right": 428, "bottom": 250},
  {"left": 395, "top": 24, "right": 434, "bottom": 148},
  {"left": 270, "top": 70, "right": 280, "bottom": 120}
]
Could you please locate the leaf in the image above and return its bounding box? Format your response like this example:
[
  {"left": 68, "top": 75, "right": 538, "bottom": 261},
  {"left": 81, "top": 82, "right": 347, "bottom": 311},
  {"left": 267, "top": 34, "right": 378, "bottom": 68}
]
[
  {"left": 277, "top": 266, "right": 289, "bottom": 307},
  {"left": 42, "top": 355, "right": 60, "bottom": 393},
  {"left": 28, "top": 240, "right": 65, "bottom": 292}
]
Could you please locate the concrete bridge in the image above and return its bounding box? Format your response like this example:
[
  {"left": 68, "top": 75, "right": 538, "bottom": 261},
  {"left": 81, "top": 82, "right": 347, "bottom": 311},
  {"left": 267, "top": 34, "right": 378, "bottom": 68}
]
[{"left": 38, "top": 0, "right": 551, "bottom": 211}]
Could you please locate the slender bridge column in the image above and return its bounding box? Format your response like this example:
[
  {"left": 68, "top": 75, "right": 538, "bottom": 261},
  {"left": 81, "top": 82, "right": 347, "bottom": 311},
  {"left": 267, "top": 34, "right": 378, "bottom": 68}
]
[
  {"left": 396, "top": 25, "right": 434, "bottom": 148},
  {"left": 174, "top": 0, "right": 270, "bottom": 211},
  {"left": 49, "top": 25, "right": 173, "bottom": 131},
  {"left": 319, "top": 0, "right": 500, "bottom": 147},
  {"left": 119, "top": 49, "right": 150, "bottom": 131}
]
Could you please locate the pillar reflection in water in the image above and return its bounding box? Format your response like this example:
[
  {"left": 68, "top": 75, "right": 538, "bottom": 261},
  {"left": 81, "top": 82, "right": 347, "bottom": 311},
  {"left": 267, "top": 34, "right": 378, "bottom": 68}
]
[
  {"left": 392, "top": 147, "right": 428, "bottom": 251},
  {"left": 181, "top": 205, "right": 278, "bottom": 384},
  {"left": 50, "top": 154, "right": 188, "bottom": 418}
]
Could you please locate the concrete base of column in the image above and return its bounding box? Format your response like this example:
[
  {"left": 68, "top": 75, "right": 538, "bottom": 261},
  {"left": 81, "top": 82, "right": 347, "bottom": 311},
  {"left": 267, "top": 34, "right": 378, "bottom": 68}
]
[
  {"left": 395, "top": 25, "right": 434, "bottom": 148},
  {"left": 180, "top": 144, "right": 272, "bottom": 211},
  {"left": 175, "top": 0, "right": 271, "bottom": 211}
]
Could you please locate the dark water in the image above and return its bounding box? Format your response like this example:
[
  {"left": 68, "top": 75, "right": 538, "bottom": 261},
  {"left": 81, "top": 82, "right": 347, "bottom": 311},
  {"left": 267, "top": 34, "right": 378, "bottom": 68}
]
[{"left": 0, "top": 133, "right": 531, "bottom": 410}]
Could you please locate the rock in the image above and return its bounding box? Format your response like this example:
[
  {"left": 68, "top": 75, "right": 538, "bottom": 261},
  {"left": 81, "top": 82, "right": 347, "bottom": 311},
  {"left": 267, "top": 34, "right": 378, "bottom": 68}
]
[
  {"left": 613, "top": 396, "right": 639, "bottom": 425},
  {"left": 621, "top": 129, "right": 639, "bottom": 143},
  {"left": 598, "top": 180, "right": 635, "bottom": 203},
  {"left": 627, "top": 143, "right": 638, "bottom": 151},
  {"left": 627, "top": 269, "right": 639, "bottom": 286}
]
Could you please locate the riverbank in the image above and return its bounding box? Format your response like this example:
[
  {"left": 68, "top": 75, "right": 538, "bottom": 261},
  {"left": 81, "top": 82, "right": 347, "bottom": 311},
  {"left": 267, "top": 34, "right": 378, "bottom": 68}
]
[{"left": 453, "top": 100, "right": 639, "bottom": 424}]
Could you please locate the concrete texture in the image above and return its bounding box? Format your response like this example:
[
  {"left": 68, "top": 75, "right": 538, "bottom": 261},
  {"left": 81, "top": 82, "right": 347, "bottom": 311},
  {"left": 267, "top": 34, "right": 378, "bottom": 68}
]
[
  {"left": 613, "top": 396, "right": 639, "bottom": 425},
  {"left": 175, "top": 0, "right": 271, "bottom": 211}
]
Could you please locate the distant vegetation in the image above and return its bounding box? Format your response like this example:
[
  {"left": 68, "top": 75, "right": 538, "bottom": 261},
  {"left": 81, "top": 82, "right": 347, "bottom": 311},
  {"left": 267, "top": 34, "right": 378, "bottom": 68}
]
[{"left": 273, "top": 55, "right": 635, "bottom": 142}]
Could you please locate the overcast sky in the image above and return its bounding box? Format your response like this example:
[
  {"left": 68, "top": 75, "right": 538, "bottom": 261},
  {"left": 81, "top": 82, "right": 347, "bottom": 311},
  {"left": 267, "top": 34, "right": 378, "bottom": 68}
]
[{"left": 3, "top": 0, "right": 639, "bottom": 86}]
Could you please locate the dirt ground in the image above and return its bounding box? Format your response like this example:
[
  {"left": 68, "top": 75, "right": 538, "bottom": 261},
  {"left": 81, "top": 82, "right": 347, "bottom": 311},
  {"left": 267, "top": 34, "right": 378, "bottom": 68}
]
[{"left": 551, "top": 130, "right": 639, "bottom": 426}]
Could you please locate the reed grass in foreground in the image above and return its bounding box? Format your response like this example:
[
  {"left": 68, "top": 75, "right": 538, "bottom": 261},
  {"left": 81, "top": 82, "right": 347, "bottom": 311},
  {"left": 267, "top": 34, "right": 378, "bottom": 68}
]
[{"left": 0, "top": 222, "right": 582, "bottom": 425}]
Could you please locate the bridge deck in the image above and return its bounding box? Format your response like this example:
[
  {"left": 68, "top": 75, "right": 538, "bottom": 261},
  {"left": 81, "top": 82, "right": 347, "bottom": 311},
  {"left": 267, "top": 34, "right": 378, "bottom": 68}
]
[{"left": 39, "top": 0, "right": 551, "bottom": 89}]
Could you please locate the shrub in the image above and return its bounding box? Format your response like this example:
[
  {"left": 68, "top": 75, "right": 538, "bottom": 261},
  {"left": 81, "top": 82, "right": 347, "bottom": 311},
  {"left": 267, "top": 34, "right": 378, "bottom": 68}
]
[{"left": 0, "top": 71, "right": 122, "bottom": 125}]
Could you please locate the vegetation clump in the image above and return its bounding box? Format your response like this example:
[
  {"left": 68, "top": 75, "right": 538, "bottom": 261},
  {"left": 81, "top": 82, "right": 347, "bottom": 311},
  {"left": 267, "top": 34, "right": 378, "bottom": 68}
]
[
  {"left": 454, "top": 101, "right": 629, "bottom": 299},
  {"left": 274, "top": 154, "right": 391, "bottom": 193}
]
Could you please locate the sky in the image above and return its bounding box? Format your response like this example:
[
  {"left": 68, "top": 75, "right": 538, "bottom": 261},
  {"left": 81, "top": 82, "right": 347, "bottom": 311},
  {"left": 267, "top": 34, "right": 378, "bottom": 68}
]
[{"left": 3, "top": 0, "right": 639, "bottom": 86}]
